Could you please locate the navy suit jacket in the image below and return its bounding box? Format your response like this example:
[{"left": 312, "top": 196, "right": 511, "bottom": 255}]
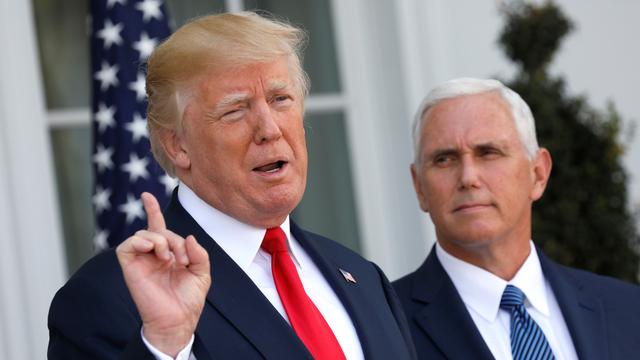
[
  {"left": 48, "top": 194, "right": 416, "bottom": 360},
  {"left": 392, "top": 246, "right": 640, "bottom": 360}
]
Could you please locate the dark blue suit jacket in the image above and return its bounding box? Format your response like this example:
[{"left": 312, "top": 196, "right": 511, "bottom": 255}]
[
  {"left": 48, "top": 195, "right": 416, "bottom": 360},
  {"left": 392, "top": 246, "right": 640, "bottom": 360}
]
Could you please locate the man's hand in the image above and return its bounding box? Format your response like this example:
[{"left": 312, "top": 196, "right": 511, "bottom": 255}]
[{"left": 116, "top": 192, "right": 211, "bottom": 357}]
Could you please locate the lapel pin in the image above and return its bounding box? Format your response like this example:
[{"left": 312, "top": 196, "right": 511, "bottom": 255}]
[{"left": 339, "top": 268, "right": 357, "bottom": 284}]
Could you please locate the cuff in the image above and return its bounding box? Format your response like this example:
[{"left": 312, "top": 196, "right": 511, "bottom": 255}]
[{"left": 141, "top": 328, "right": 195, "bottom": 360}]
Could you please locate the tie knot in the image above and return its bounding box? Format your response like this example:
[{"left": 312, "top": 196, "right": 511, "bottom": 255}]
[
  {"left": 500, "top": 284, "right": 526, "bottom": 310},
  {"left": 261, "top": 227, "right": 288, "bottom": 255}
]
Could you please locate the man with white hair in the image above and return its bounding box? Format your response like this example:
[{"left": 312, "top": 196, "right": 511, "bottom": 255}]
[
  {"left": 48, "top": 12, "right": 416, "bottom": 360},
  {"left": 393, "top": 78, "right": 640, "bottom": 359}
]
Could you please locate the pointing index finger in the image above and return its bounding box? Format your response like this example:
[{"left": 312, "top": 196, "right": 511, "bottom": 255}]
[{"left": 141, "top": 192, "right": 166, "bottom": 232}]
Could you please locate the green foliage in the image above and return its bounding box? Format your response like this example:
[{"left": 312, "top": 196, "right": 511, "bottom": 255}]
[
  {"left": 499, "top": 1, "right": 640, "bottom": 282},
  {"left": 500, "top": 1, "right": 572, "bottom": 75}
]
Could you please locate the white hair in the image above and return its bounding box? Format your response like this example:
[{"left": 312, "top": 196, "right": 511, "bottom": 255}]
[{"left": 412, "top": 78, "right": 539, "bottom": 163}]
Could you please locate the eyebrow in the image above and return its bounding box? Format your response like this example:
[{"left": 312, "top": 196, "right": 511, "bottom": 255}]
[
  {"left": 474, "top": 141, "right": 506, "bottom": 150},
  {"left": 427, "top": 141, "right": 509, "bottom": 158},
  {"left": 212, "top": 80, "right": 292, "bottom": 112},
  {"left": 428, "top": 148, "right": 458, "bottom": 160},
  {"left": 215, "top": 93, "right": 251, "bottom": 111}
]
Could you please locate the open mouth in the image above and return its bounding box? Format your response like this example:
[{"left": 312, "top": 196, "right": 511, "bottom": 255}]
[{"left": 253, "top": 160, "right": 286, "bottom": 173}]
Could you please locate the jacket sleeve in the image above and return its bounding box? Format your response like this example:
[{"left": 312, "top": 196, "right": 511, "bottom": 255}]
[{"left": 47, "top": 255, "right": 156, "bottom": 360}]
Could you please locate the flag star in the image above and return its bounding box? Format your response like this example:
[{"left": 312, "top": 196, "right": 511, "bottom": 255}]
[
  {"left": 136, "top": 0, "right": 163, "bottom": 22},
  {"left": 97, "top": 19, "right": 124, "bottom": 49},
  {"left": 94, "top": 102, "right": 116, "bottom": 132},
  {"left": 132, "top": 32, "right": 158, "bottom": 60},
  {"left": 125, "top": 113, "right": 148, "bottom": 143},
  {"left": 93, "top": 186, "right": 112, "bottom": 214},
  {"left": 121, "top": 153, "right": 150, "bottom": 182},
  {"left": 129, "top": 72, "right": 147, "bottom": 101},
  {"left": 107, "top": 0, "right": 127, "bottom": 9},
  {"left": 159, "top": 173, "right": 178, "bottom": 195},
  {"left": 95, "top": 61, "right": 119, "bottom": 91},
  {"left": 93, "top": 144, "right": 114, "bottom": 172},
  {"left": 118, "top": 194, "right": 145, "bottom": 224},
  {"left": 93, "top": 228, "right": 110, "bottom": 251}
]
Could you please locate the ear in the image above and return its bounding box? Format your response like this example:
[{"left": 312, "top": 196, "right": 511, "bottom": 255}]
[
  {"left": 530, "top": 148, "right": 552, "bottom": 201},
  {"left": 411, "top": 163, "right": 430, "bottom": 213},
  {"left": 159, "top": 128, "right": 191, "bottom": 171}
]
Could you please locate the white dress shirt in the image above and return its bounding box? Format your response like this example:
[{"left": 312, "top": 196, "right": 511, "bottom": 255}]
[
  {"left": 436, "top": 241, "right": 579, "bottom": 360},
  {"left": 145, "top": 183, "right": 364, "bottom": 360}
]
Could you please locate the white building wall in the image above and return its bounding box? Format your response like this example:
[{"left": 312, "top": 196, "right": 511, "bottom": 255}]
[
  {"left": 331, "top": 0, "right": 429, "bottom": 282},
  {"left": 0, "top": 0, "right": 67, "bottom": 358},
  {"left": 0, "top": 1, "right": 638, "bottom": 358}
]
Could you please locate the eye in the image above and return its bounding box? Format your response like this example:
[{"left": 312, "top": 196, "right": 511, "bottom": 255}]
[
  {"left": 478, "top": 147, "right": 502, "bottom": 159},
  {"left": 221, "top": 108, "right": 245, "bottom": 121},
  {"left": 433, "top": 154, "right": 454, "bottom": 167},
  {"left": 270, "top": 94, "right": 293, "bottom": 108}
]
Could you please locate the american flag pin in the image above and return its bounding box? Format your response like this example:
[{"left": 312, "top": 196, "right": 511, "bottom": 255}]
[{"left": 339, "top": 268, "right": 356, "bottom": 283}]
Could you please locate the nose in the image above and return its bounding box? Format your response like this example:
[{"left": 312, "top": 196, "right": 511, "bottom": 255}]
[
  {"left": 252, "top": 100, "right": 282, "bottom": 144},
  {"left": 458, "top": 156, "right": 481, "bottom": 190}
]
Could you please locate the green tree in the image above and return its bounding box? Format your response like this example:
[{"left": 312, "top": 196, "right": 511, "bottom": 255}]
[{"left": 499, "top": 1, "right": 640, "bottom": 283}]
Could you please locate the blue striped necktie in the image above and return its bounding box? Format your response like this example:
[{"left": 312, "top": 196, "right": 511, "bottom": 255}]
[{"left": 500, "top": 285, "right": 556, "bottom": 360}]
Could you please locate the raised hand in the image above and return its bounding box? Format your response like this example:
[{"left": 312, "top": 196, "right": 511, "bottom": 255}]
[{"left": 116, "top": 192, "right": 211, "bottom": 357}]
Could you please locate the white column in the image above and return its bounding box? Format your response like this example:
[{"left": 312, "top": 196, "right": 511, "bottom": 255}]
[
  {"left": 0, "top": 0, "right": 67, "bottom": 359},
  {"left": 393, "top": 0, "right": 445, "bottom": 255},
  {"left": 225, "top": 0, "right": 244, "bottom": 13},
  {"left": 330, "top": 0, "right": 429, "bottom": 280}
]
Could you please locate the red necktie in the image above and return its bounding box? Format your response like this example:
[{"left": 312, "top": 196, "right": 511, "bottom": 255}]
[{"left": 262, "top": 227, "right": 346, "bottom": 360}]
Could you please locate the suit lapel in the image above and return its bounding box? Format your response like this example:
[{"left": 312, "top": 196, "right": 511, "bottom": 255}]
[
  {"left": 164, "top": 196, "right": 312, "bottom": 359},
  {"left": 291, "top": 223, "right": 411, "bottom": 360},
  {"left": 411, "top": 250, "right": 494, "bottom": 360},
  {"left": 289, "top": 224, "right": 371, "bottom": 354},
  {"left": 539, "top": 251, "right": 608, "bottom": 360}
]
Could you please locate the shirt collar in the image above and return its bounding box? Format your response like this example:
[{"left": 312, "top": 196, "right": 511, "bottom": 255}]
[
  {"left": 177, "top": 182, "right": 301, "bottom": 271},
  {"left": 436, "top": 240, "right": 550, "bottom": 322},
  {"left": 510, "top": 242, "right": 550, "bottom": 316}
]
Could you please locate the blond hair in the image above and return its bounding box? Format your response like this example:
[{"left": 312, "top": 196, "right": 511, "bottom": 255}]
[{"left": 146, "top": 11, "right": 309, "bottom": 175}]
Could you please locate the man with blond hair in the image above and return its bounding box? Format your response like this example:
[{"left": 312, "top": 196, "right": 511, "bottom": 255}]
[
  {"left": 394, "top": 77, "right": 640, "bottom": 359},
  {"left": 48, "top": 12, "right": 416, "bottom": 360}
]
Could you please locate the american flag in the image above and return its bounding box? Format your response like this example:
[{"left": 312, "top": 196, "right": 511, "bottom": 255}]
[{"left": 90, "top": 0, "right": 176, "bottom": 250}]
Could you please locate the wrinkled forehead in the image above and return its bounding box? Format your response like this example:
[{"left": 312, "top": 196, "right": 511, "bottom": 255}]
[
  {"left": 179, "top": 57, "right": 297, "bottom": 110},
  {"left": 201, "top": 59, "right": 294, "bottom": 96},
  {"left": 421, "top": 92, "right": 519, "bottom": 146},
  {"left": 192, "top": 56, "right": 295, "bottom": 92}
]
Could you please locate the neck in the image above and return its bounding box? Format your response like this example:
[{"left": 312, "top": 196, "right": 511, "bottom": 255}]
[
  {"left": 439, "top": 238, "right": 531, "bottom": 280},
  {"left": 177, "top": 179, "right": 289, "bottom": 229}
]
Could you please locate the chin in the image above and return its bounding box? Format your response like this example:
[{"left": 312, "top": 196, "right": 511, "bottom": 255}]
[{"left": 261, "top": 189, "right": 302, "bottom": 215}]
